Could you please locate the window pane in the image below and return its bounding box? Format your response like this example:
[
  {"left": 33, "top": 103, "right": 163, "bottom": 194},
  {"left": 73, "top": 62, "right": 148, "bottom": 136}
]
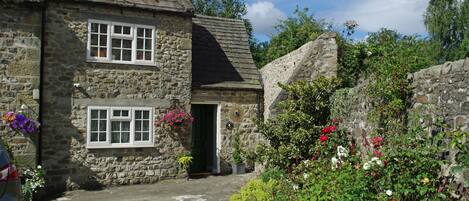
[
  {"left": 145, "top": 29, "right": 152, "bottom": 38},
  {"left": 99, "top": 35, "right": 107, "bottom": 46},
  {"left": 91, "top": 120, "right": 98, "bottom": 132},
  {"left": 123, "top": 40, "right": 132, "bottom": 48},
  {"left": 90, "top": 47, "right": 98, "bottom": 57},
  {"left": 145, "top": 51, "right": 152, "bottom": 61},
  {"left": 135, "top": 132, "right": 141, "bottom": 141},
  {"left": 111, "top": 132, "right": 120, "bottom": 143},
  {"left": 111, "top": 121, "right": 120, "bottom": 131},
  {"left": 99, "top": 48, "right": 107, "bottom": 58},
  {"left": 113, "top": 110, "right": 121, "bottom": 117},
  {"left": 144, "top": 39, "right": 151, "bottom": 50},
  {"left": 135, "top": 111, "right": 142, "bottom": 119},
  {"left": 123, "top": 26, "right": 131, "bottom": 35},
  {"left": 142, "top": 132, "right": 149, "bottom": 141},
  {"left": 137, "top": 28, "right": 144, "bottom": 37},
  {"left": 99, "top": 24, "right": 107, "bottom": 33},
  {"left": 143, "top": 111, "right": 149, "bottom": 119},
  {"left": 91, "top": 110, "right": 98, "bottom": 119},
  {"left": 99, "top": 120, "right": 107, "bottom": 131},
  {"left": 112, "top": 39, "right": 121, "bottom": 48},
  {"left": 112, "top": 49, "right": 121, "bottom": 60},
  {"left": 121, "top": 132, "right": 130, "bottom": 143},
  {"left": 91, "top": 34, "right": 98, "bottom": 46},
  {"left": 123, "top": 50, "right": 131, "bottom": 61},
  {"left": 143, "top": 120, "right": 149, "bottom": 131},
  {"left": 99, "top": 110, "right": 107, "bottom": 118},
  {"left": 137, "top": 38, "right": 143, "bottom": 49},
  {"left": 114, "top": 25, "right": 122, "bottom": 34},
  {"left": 99, "top": 132, "right": 106, "bottom": 142},
  {"left": 90, "top": 132, "right": 98, "bottom": 141},
  {"left": 91, "top": 23, "right": 99, "bottom": 33},
  {"left": 135, "top": 120, "right": 141, "bottom": 131},
  {"left": 122, "top": 110, "right": 129, "bottom": 116},
  {"left": 122, "top": 122, "right": 130, "bottom": 131},
  {"left": 137, "top": 51, "right": 143, "bottom": 60}
]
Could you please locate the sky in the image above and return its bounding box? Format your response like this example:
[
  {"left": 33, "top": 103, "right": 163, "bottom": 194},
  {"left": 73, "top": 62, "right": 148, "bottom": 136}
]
[{"left": 245, "top": 0, "right": 430, "bottom": 42}]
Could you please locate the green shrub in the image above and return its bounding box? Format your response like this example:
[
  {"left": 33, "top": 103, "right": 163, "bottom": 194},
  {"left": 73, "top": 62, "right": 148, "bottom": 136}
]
[
  {"left": 258, "top": 77, "right": 341, "bottom": 170},
  {"left": 260, "top": 168, "right": 285, "bottom": 182},
  {"left": 230, "top": 179, "right": 276, "bottom": 201}
]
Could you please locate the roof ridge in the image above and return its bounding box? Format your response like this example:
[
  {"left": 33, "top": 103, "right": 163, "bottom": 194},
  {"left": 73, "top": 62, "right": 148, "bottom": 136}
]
[{"left": 194, "top": 14, "right": 245, "bottom": 23}]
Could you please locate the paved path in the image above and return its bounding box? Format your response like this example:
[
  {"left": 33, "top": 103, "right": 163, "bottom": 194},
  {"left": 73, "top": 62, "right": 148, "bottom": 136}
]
[{"left": 52, "top": 173, "right": 255, "bottom": 201}]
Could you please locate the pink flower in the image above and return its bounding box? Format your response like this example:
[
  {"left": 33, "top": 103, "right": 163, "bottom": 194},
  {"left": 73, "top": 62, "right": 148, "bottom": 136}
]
[
  {"left": 371, "top": 136, "right": 384, "bottom": 147},
  {"left": 332, "top": 118, "right": 338, "bottom": 123},
  {"left": 373, "top": 149, "right": 383, "bottom": 158}
]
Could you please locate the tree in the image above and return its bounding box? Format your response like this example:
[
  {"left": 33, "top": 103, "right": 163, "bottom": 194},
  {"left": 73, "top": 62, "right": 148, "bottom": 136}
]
[
  {"left": 257, "top": 8, "right": 326, "bottom": 68},
  {"left": 424, "top": 0, "right": 469, "bottom": 61}
]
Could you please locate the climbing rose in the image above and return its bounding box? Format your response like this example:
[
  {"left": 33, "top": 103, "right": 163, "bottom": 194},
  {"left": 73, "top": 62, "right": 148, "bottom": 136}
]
[
  {"left": 371, "top": 136, "right": 384, "bottom": 147},
  {"left": 321, "top": 125, "right": 336, "bottom": 134},
  {"left": 319, "top": 135, "right": 328, "bottom": 143}
]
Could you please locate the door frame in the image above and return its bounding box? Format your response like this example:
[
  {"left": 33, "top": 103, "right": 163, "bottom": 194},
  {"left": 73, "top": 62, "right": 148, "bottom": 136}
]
[{"left": 191, "top": 101, "right": 221, "bottom": 174}]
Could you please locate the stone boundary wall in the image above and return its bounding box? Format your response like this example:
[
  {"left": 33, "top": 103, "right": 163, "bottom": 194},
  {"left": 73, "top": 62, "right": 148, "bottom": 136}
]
[
  {"left": 0, "top": 2, "right": 42, "bottom": 168},
  {"left": 331, "top": 58, "right": 469, "bottom": 191},
  {"left": 260, "top": 32, "right": 338, "bottom": 119}
]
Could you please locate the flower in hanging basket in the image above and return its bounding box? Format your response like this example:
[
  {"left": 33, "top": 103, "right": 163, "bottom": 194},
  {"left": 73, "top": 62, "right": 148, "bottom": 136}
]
[
  {"left": 2, "top": 112, "right": 39, "bottom": 135},
  {"left": 157, "top": 109, "right": 193, "bottom": 129}
]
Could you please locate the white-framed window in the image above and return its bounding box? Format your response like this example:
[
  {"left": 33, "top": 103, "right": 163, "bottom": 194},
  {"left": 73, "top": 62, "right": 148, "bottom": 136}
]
[
  {"left": 87, "top": 19, "right": 156, "bottom": 66},
  {"left": 87, "top": 106, "right": 154, "bottom": 148}
]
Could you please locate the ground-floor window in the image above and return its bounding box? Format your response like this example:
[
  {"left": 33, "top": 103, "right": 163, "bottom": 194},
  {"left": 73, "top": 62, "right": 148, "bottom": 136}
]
[{"left": 87, "top": 106, "right": 153, "bottom": 148}]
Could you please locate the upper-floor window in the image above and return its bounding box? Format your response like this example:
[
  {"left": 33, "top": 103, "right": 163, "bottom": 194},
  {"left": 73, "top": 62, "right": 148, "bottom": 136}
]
[
  {"left": 87, "top": 106, "right": 154, "bottom": 149},
  {"left": 87, "top": 19, "right": 155, "bottom": 66}
]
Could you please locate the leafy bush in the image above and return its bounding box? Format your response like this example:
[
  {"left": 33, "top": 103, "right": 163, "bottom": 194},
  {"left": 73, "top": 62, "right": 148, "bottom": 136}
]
[
  {"left": 258, "top": 77, "right": 341, "bottom": 170},
  {"left": 230, "top": 179, "right": 277, "bottom": 201},
  {"left": 21, "top": 165, "right": 45, "bottom": 201}
]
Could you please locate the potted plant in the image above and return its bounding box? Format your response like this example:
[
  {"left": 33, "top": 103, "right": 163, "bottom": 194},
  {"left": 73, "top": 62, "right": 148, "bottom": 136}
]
[
  {"left": 231, "top": 129, "right": 245, "bottom": 174},
  {"left": 177, "top": 152, "right": 193, "bottom": 180},
  {"left": 157, "top": 109, "right": 193, "bottom": 129}
]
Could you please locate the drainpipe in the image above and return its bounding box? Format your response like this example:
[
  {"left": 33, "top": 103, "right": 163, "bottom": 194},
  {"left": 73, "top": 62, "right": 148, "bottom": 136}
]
[{"left": 37, "top": 0, "right": 46, "bottom": 166}]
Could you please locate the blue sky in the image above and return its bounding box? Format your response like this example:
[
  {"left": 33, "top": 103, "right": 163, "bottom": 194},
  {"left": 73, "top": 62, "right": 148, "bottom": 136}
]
[{"left": 245, "top": 0, "right": 430, "bottom": 42}]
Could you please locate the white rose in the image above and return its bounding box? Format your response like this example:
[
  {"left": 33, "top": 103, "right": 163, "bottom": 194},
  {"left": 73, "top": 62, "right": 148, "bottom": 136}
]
[
  {"left": 376, "top": 160, "right": 383, "bottom": 167},
  {"left": 331, "top": 157, "right": 339, "bottom": 170},
  {"left": 385, "top": 190, "right": 392, "bottom": 196},
  {"left": 303, "top": 173, "right": 309, "bottom": 180},
  {"left": 337, "top": 146, "right": 349, "bottom": 158},
  {"left": 371, "top": 157, "right": 379, "bottom": 162},
  {"left": 363, "top": 162, "right": 371, "bottom": 170},
  {"left": 293, "top": 184, "right": 299, "bottom": 191},
  {"left": 37, "top": 165, "right": 42, "bottom": 169}
]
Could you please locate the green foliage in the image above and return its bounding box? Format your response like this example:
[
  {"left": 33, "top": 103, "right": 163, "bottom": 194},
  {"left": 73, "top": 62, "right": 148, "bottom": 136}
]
[
  {"left": 192, "top": 0, "right": 247, "bottom": 19},
  {"left": 177, "top": 152, "right": 193, "bottom": 171},
  {"left": 363, "top": 29, "right": 438, "bottom": 133},
  {"left": 441, "top": 130, "right": 469, "bottom": 187},
  {"left": 21, "top": 165, "right": 45, "bottom": 201},
  {"left": 230, "top": 179, "right": 277, "bottom": 201},
  {"left": 253, "top": 8, "right": 326, "bottom": 68},
  {"left": 260, "top": 168, "right": 285, "bottom": 183},
  {"left": 231, "top": 129, "right": 243, "bottom": 165},
  {"left": 425, "top": 0, "right": 469, "bottom": 61},
  {"left": 258, "top": 77, "right": 341, "bottom": 169}
]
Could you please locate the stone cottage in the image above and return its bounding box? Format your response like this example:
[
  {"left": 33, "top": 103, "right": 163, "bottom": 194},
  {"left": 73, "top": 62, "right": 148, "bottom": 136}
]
[{"left": 0, "top": 0, "right": 263, "bottom": 193}]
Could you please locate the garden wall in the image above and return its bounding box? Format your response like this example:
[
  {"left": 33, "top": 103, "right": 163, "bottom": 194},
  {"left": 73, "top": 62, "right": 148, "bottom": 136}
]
[
  {"left": 0, "top": 2, "right": 42, "bottom": 168},
  {"left": 331, "top": 58, "right": 469, "bottom": 187},
  {"left": 261, "top": 32, "right": 338, "bottom": 119}
]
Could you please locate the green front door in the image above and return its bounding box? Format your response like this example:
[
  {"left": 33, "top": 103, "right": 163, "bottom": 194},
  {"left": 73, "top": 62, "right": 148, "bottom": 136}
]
[{"left": 190, "top": 104, "right": 217, "bottom": 173}]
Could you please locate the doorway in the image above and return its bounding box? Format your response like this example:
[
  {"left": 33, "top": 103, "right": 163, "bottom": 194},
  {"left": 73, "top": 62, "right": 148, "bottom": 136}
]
[{"left": 190, "top": 104, "right": 218, "bottom": 174}]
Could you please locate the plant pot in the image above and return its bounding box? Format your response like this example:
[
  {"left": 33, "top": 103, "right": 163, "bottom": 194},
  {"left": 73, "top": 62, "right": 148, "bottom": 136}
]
[{"left": 232, "top": 163, "right": 246, "bottom": 174}]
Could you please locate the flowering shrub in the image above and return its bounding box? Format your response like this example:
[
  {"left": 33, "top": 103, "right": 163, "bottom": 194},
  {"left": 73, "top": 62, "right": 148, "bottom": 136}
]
[
  {"left": 21, "top": 165, "right": 45, "bottom": 201},
  {"left": 2, "top": 112, "right": 39, "bottom": 135},
  {"left": 157, "top": 109, "right": 193, "bottom": 129}
]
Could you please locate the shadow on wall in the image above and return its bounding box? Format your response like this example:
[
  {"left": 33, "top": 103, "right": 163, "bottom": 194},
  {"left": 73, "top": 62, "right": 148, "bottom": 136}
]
[{"left": 192, "top": 24, "right": 243, "bottom": 86}]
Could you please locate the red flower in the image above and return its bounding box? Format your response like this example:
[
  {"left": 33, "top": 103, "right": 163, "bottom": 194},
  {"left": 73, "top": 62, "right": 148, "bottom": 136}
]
[
  {"left": 332, "top": 118, "right": 338, "bottom": 123},
  {"left": 371, "top": 136, "right": 384, "bottom": 147},
  {"left": 321, "top": 125, "right": 337, "bottom": 134},
  {"left": 319, "top": 135, "right": 328, "bottom": 143},
  {"left": 373, "top": 149, "right": 383, "bottom": 158}
]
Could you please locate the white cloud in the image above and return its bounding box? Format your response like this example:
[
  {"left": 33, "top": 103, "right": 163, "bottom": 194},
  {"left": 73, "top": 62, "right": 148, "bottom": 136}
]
[
  {"left": 319, "top": 0, "right": 429, "bottom": 35},
  {"left": 246, "top": 1, "right": 287, "bottom": 36}
]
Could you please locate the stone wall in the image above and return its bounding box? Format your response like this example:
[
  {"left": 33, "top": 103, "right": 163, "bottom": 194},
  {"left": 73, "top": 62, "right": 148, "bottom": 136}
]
[
  {"left": 191, "top": 89, "right": 263, "bottom": 172},
  {"left": 260, "top": 32, "right": 337, "bottom": 119},
  {"left": 41, "top": 1, "right": 192, "bottom": 192},
  {"left": 0, "top": 2, "right": 42, "bottom": 168},
  {"left": 330, "top": 58, "right": 469, "bottom": 192}
]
